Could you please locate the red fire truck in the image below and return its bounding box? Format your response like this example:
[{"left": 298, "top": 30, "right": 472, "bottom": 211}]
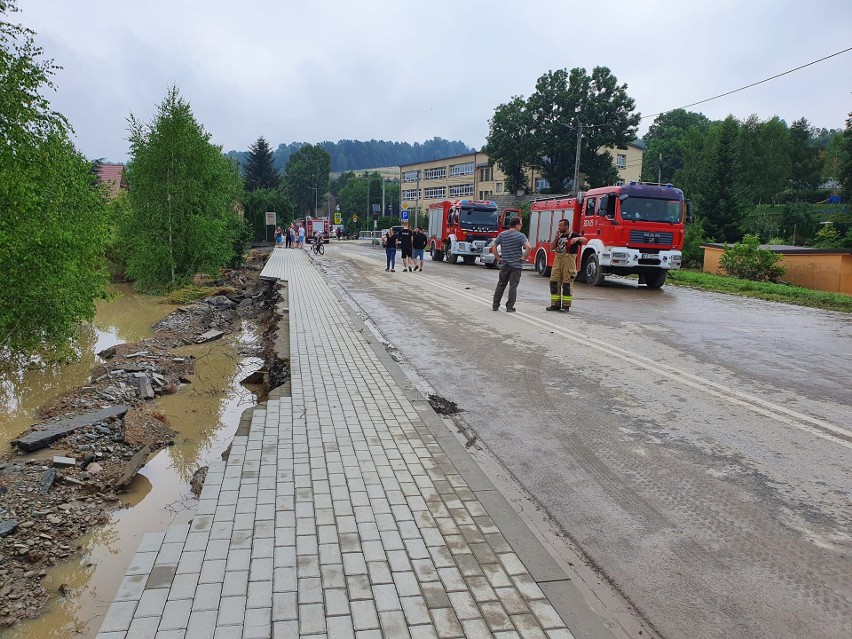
[
  {"left": 304, "top": 216, "right": 331, "bottom": 243},
  {"left": 527, "top": 182, "right": 690, "bottom": 288},
  {"left": 427, "top": 199, "right": 504, "bottom": 264}
]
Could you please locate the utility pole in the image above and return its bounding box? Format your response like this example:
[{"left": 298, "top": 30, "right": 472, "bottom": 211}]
[
  {"left": 365, "top": 175, "right": 371, "bottom": 236},
  {"left": 658, "top": 153, "right": 663, "bottom": 184},
  {"left": 415, "top": 170, "right": 421, "bottom": 228},
  {"left": 572, "top": 124, "right": 582, "bottom": 194},
  {"left": 381, "top": 178, "right": 386, "bottom": 227}
]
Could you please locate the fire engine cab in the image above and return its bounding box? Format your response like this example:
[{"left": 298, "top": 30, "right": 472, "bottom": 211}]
[
  {"left": 528, "top": 182, "right": 690, "bottom": 288},
  {"left": 427, "top": 199, "right": 502, "bottom": 264}
]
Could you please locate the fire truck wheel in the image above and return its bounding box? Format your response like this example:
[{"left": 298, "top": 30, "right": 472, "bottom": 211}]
[
  {"left": 584, "top": 253, "right": 605, "bottom": 286},
  {"left": 644, "top": 269, "right": 667, "bottom": 289},
  {"left": 445, "top": 248, "right": 459, "bottom": 264},
  {"left": 430, "top": 244, "right": 443, "bottom": 261},
  {"left": 535, "top": 251, "right": 551, "bottom": 277}
]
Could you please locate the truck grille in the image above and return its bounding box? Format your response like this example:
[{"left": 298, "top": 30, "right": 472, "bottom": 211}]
[{"left": 629, "top": 230, "right": 673, "bottom": 246}]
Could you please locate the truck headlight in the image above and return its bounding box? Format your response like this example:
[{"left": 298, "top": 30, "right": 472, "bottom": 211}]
[{"left": 612, "top": 252, "right": 628, "bottom": 259}]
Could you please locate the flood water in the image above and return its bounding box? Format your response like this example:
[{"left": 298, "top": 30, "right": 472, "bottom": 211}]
[{"left": 0, "top": 285, "right": 262, "bottom": 639}]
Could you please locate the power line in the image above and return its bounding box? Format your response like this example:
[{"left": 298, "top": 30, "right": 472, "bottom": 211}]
[{"left": 642, "top": 46, "right": 852, "bottom": 120}]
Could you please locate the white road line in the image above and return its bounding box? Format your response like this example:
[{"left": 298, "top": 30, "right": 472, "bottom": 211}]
[{"left": 340, "top": 246, "right": 852, "bottom": 451}]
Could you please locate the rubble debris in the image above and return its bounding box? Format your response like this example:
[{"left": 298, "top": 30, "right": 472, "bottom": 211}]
[
  {"left": 428, "top": 394, "right": 463, "bottom": 415},
  {"left": 195, "top": 329, "right": 225, "bottom": 344},
  {"left": 190, "top": 466, "right": 208, "bottom": 497},
  {"left": 51, "top": 456, "right": 76, "bottom": 468},
  {"left": 114, "top": 446, "right": 150, "bottom": 489},
  {"left": 12, "top": 406, "right": 129, "bottom": 453}
]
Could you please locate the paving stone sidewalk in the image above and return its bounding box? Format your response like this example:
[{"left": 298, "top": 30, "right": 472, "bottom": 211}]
[{"left": 96, "top": 247, "right": 581, "bottom": 639}]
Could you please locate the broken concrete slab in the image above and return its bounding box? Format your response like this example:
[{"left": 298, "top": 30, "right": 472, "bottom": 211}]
[
  {"left": 52, "top": 456, "right": 76, "bottom": 468},
  {"left": 115, "top": 446, "right": 150, "bottom": 489},
  {"left": 97, "top": 346, "right": 117, "bottom": 359},
  {"left": 39, "top": 469, "right": 57, "bottom": 493},
  {"left": 12, "top": 405, "right": 129, "bottom": 453},
  {"left": 133, "top": 375, "right": 155, "bottom": 399},
  {"left": 126, "top": 351, "right": 148, "bottom": 358},
  {"left": 0, "top": 520, "right": 18, "bottom": 538},
  {"left": 195, "top": 329, "right": 224, "bottom": 344}
]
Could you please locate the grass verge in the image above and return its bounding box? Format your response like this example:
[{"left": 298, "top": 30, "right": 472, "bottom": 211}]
[{"left": 667, "top": 270, "right": 852, "bottom": 313}]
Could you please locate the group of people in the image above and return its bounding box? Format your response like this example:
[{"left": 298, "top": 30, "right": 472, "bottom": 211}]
[
  {"left": 381, "top": 221, "right": 427, "bottom": 272},
  {"left": 377, "top": 217, "right": 587, "bottom": 312},
  {"left": 275, "top": 224, "right": 306, "bottom": 249},
  {"left": 491, "top": 217, "right": 587, "bottom": 313}
]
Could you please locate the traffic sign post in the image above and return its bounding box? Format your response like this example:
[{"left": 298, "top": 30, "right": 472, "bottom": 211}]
[{"left": 401, "top": 210, "right": 409, "bottom": 221}]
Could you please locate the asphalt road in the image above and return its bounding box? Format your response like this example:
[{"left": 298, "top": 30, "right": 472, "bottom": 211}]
[{"left": 313, "top": 241, "right": 852, "bottom": 639}]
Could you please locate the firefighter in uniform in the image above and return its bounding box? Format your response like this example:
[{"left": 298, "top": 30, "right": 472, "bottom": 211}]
[{"left": 547, "top": 219, "right": 587, "bottom": 312}]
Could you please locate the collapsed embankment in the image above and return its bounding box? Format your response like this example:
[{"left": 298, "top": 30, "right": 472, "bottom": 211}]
[{"left": 0, "top": 249, "right": 291, "bottom": 628}]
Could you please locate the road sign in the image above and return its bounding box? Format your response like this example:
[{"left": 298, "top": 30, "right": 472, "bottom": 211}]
[
  {"left": 265, "top": 212, "right": 276, "bottom": 225},
  {"left": 401, "top": 210, "right": 409, "bottom": 221},
  {"left": 352, "top": 215, "right": 358, "bottom": 222},
  {"left": 401, "top": 202, "right": 409, "bottom": 210},
  {"left": 334, "top": 213, "right": 342, "bottom": 224}
]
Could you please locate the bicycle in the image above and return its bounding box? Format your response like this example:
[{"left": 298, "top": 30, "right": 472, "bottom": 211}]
[{"left": 312, "top": 239, "right": 324, "bottom": 256}]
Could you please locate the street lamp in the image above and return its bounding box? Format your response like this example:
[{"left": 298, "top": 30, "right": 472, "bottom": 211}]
[{"left": 310, "top": 187, "right": 318, "bottom": 216}]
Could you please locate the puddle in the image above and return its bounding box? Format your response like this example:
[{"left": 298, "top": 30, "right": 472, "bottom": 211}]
[{"left": 0, "top": 290, "right": 262, "bottom": 639}]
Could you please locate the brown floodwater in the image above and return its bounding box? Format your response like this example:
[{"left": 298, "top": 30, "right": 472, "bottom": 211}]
[{"left": 0, "top": 287, "right": 262, "bottom": 639}]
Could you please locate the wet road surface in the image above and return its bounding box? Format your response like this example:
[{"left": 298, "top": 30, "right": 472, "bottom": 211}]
[{"left": 313, "top": 241, "right": 852, "bottom": 639}]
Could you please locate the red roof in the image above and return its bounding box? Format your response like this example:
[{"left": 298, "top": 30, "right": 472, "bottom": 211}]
[{"left": 96, "top": 163, "right": 126, "bottom": 198}]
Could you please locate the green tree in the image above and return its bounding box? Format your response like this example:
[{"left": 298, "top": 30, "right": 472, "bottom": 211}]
[
  {"left": 640, "top": 109, "right": 711, "bottom": 184},
  {"left": 483, "top": 96, "right": 531, "bottom": 193},
  {"left": 0, "top": 1, "right": 111, "bottom": 356},
  {"left": 338, "top": 172, "right": 384, "bottom": 232},
  {"left": 283, "top": 144, "right": 331, "bottom": 216},
  {"left": 122, "top": 87, "right": 245, "bottom": 289},
  {"left": 840, "top": 112, "right": 852, "bottom": 202},
  {"left": 486, "top": 67, "right": 639, "bottom": 192},
  {"left": 788, "top": 118, "right": 822, "bottom": 191},
  {"left": 736, "top": 115, "right": 790, "bottom": 205},
  {"left": 244, "top": 136, "right": 279, "bottom": 192},
  {"left": 820, "top": 130, "right": 845, "bottom": 183},
  {"left": 244, "top": 187, "right": 294, "bottom": 242},
  {"left": 697, "top": 116, "right": 743, "bottom": 242},
  {"left": 526, "top": 67, "right": 640, "bottom": 189}
]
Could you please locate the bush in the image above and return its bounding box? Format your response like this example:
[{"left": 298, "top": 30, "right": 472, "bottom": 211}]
[
  {"left": 681, "top": 217, "right": 706, "bottom": 268},
  {"left": 719, "top": 234, "right": 785, "bottom": 282}
]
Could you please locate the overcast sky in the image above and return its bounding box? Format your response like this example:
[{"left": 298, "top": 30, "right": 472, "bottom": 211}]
[{"left": 19, "top": 0, "right": 852, "bottom": 163}]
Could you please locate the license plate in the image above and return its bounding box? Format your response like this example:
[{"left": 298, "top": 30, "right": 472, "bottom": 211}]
[{"left": 642, "top": 254, "right": 660, "bottom": 260}]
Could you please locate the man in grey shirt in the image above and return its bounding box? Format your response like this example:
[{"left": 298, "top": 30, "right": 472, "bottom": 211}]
[{"left": 491, "top": 217, "right": 532, "bottom": 312}]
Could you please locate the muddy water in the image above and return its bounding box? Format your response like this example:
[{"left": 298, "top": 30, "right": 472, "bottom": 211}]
[
  {"left": 0, "top": 290, "right": 262, "bottom": 639},
  {"left": 0, "top": 284, "right": 178, "bottom": 443}
]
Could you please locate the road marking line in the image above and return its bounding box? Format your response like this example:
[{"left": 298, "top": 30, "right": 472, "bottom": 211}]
[{"left": 340, "top": 246, "right": 852, "bottom": 450}]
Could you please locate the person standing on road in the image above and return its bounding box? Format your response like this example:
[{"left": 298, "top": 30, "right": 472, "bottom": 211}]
[
  {"left": 547, "top": 219, "right": 588, "bottom": 312},
  {"left": 491, "top": 217, "right": 531, "bottom": 313},
  {"left": 275, "top": 226, "right": 283, "bottom": 248},
  {"left": 382, "top": 228, "right": 398, "bottom": 272},
  {"left": 297, "top": 224, "right": 305, "bottom": 248},
  {"left": 412, "top": 226, "right": 428, "bottom": 272},
  {"left": 398, "top": 221, "right": 414, "bottom": 271},
  {"left": 284, "top": 225, "right": 293, "bottom": 248}
]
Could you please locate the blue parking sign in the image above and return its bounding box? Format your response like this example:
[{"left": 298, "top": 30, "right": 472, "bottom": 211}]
[{"left": 401, "top": 210, "right": 409, "bottom": 221}]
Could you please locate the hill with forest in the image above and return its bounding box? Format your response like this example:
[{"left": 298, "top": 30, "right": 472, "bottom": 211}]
[{"left": 226, "top": 137, "right": 475, "bottom": 173}]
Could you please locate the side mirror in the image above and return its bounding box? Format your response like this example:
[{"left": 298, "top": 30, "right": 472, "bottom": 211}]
[{"left": 686, "top": 201, "right": 693, "bottom": 223}]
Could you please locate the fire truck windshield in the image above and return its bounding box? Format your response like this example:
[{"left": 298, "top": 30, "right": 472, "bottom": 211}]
[
  {"left": 619, "top": 197, "right": 683, "bottom": 224},
  {"left": 459, "top": 207, "right": 499, "bottom": 230}
]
